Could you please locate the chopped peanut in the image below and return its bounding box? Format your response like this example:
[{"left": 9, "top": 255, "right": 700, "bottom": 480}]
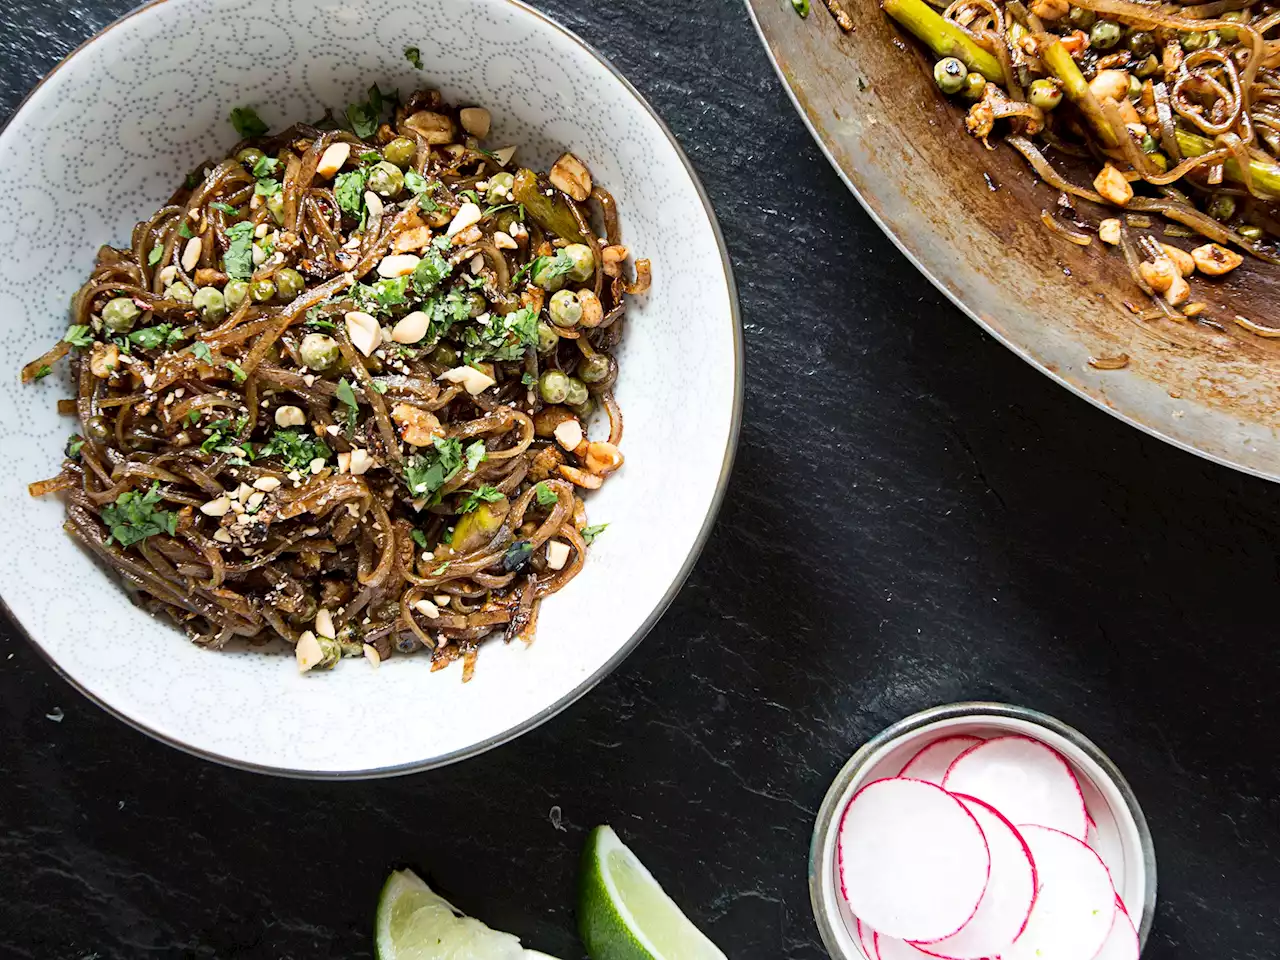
[
  {"left": 89, "top": 342, "right": 119, "bottom": 379},
  {"left": 559, "top": 463, "right": 603, "bottom": 490},
  {"left": 1138, "top": 257, "right": 1179, "bottom": 294},
  {"left": 1191, "top": 242, "right": 1243, "bottom": 276},
  {"left": 549, "top": 152, "right": 593, "bottom": 201},
  {"left": 459, "top": 107, "right": 491, "bottom": 138},
  {"left": 1099, "top": 219, "right": 1122, "bottom": 245},
  {"left": 578, "top": 290, "right": 604, "bottom": 328},
  {"left": 404, "top": 111, "right": 455, "bottom": 144},
  {"left": 601, "top": 245, "right": 629, "bottom": 278},
  {"left": 1166, "top": 272, "right": 1191, "bottom": 306},
  {"left": 1093, "top": 164, "right": 1133, "bottom": 206},
  {"left": 1160, "top": 244, "right": 1196, "bottom": 277},
  {"left": 585, "top": 442, "right": 624, "bottom": 477},
  {"left": 1089, "top": 70, "right": 1130, "bottom": 102},
  {"left": 1030, "top": 0, "right": 1069, "bottom": 18},
  {"left": 316, "top": 143, "right": 351, "bottom": 179},
  {"left": 392, "top": 403, "right": 444, "bottom": 447},
  {"left": 393, "top": 226, "right": 433, "bottom": 253}
]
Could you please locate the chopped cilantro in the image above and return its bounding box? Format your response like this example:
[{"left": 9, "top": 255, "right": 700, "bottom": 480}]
[
  {"left": 405, "top": 46, "right": 423, "bottom": 69},
  {"left": 33, "top": 365, "right": 52, "bottom": 381},
  {"left": 184, "top": 410, "right": 202, "bottom": 427},
  {"left": 346, "top": 83, "right": 387, "bottom": 139},
  {"left": 226, "top": 360, "right": 248, "bottom": 383},
  {"left": 581, "top": 523, "right": 609, "bottom": 545},
  {"left": 259, "top": 429, "right": 331, "bottom": 471},
  {"left": 252, "top": 155, "right": 281, "bottom": 178},
  {"left": 230, "top": 106, "right": 269, "bottom": 140},
  {"left": 334, "top": 168, "right": 368, "bottom": 220},
  {"left": 148, "top": 244, "right": 165, "bottom": 267},
  {"left": 101, "top": 483, "right": 179, "bottom": 548},
  {"left": 192, "top": 341, "right": 214, "bottom": 364},
  {"left": 335, "top": 377, "right": 360, "bottom": 431},
  {"left": 534, "top": 482, "right": 558, "bottom": 507},
  {"left": 432, "top": 562, "right": 451, "bottom": 576},
  {"left": 410, "top": 529, "right": 430, "bottom": 550},
  {"left": 127, "top": 324, "right": 185, "bottom": 351},
  {"left": 185, "top": 171, "right": 201, "bottom": 190},
  {"left": 502, "top": 540, "right": 534, "bottom": 572},
  {"left": 371, "top": 381, "right": 388, "bottom": 395},
  {"left": 368, "top": 275, "right": 412, "bottom": 311},
  {"left": 792, "top": 0, "right": 811, "bottom": 14},
  {"left": 303, "top": 312, "right": 338, "bottom": 332},
  {"left": 178, "top": 222, "right": 194, "bottom": 239},
  {"left": 461, "top": 305, "right": 538, "bottom": 364},
  {"left": 210, "top": 201, "right": 240, "bottom": 217},
  {"left": 223, "top": 220, "right": 256, "bottom": 281},
  {"left": 403, "top": 436, "right": 465, "bottom": 500},
  {"left": 63, "top": 325, "right": 94, "bottom": 349},
  {"left": 518, "top": 250, "right": 573, "bottom": 287},
  {"left": 65, "top": 435, "right": 85, "bottom": 459},
  {"left": 459, "top": 486, "right": 503, "bottom": 514},
  {"left": 411, "top": 241, "right": 452, "bottom": 295},
  {"left": 254, "top": 177, "right": 282, "bottom": 198},
  {"left": 465, "top": 440, "right": 487, "bottom": 472},
  {"left": 404, "top": 170, "right": 428, "bottom": 195},
  {"left": 482, "top": 202, "right": 519, "bottom": 218},
  {"left": 359, "top": 151, "right": 382, "bottom": 165},
  {"left": 521, "top": 373, "right": 538, "bottom": 387}
]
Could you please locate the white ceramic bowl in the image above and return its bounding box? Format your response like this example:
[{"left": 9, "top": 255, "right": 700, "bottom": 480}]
[
  {"left": 810, "top": 703, "right": 1157, "bottom": 959},
  {"left": 0, "top": 0, "right": 740, "bottom": 776}
]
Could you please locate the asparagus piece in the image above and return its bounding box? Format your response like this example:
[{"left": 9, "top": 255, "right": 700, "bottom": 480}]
[
  {"left": 1040, "top": 40, "right": 1119, "bottom": 148},
  {"left": 1176, "top": 130, "right": 1280, "bottom": 198},
  {"left": 882, "top": 0, "right": 1004, "bottom": 83}
]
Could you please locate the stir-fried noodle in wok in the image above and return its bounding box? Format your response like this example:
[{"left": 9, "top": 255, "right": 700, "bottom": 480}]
[{"left": 24, "top": 88, "right": 651, "bottom": 678}]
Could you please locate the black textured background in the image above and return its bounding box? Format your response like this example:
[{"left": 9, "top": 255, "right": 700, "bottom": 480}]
[{"left": 3, "top": 1, "right": 1279, "bottom": 958}]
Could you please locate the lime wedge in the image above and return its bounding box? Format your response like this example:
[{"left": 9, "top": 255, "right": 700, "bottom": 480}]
[
  {"left": 376, "top": 868, "right": 528, "bottom": 960},
  {"left": 577, "top": 826, "right": 727, "bottom": 960}
]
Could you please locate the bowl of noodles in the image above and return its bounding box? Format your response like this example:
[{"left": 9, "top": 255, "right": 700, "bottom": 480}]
[{"left": 0, "top": 0, "right": 741, "bottom": 776}]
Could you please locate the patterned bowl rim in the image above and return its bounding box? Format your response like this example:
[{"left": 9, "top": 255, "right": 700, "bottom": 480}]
[{"left": 0, "top": 0, "right": 744, "bottom": 779}]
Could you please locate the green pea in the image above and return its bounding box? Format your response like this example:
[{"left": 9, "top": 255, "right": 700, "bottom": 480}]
[
  {"left": 562, "top": 244, "right": 595, "bottom": 283},
  {"left": 85, "top": 415, "right": 111, "bottom": 441},
  {"left": 266, "top": 193, "right": 285, "bottom": 225},
  {"left": 1208, "top": 195, "right": 1237, "bottom": 221},
  {"left": 1090, "top": 20, "right": 1122, "bottom": 49},
  {"left": 1149, "top": 153, "right": 1168, "bottom": 172},
  {"left": 570, "top": 397, "right": 595, "bottom": 420},
  {"left": 1067, "top": 5, "right": 1096, "bottom": 28},
  {"left": 1028, "top": 79, "right": 1063, "bottom": 111},
  {"left": 383, "top": 137, "right": 418, "bottom": 169},
  {"left": 934, "top": 58, "right": 967, "bottom": 95},
  {"left": 431, "top": 343, "right": 459, "bottom": 366},
  {"left": 1126, "top": 30, "right": 1155, "bottom": 58},
  {"left": 578, "top": 352, "right": 611, "bottom": 383},
  {"left": 532, "top": 258, "right": 567, "bottom": 292},
  {"left": 465, "top": 291, "right": 488, "bottom": 318},
  {"left": 367, "top": 161, "right": 405, "bottom": 197},
  {"left": 192, "top": 286, "right": 227, "bottom": 321},
  {"left": 1181, "top": 30, "right": 1209, "bottom": 50},
  {"left": 166, "top": 283, "right": 193, "bottom": 304},
  {"left": 549, "top": 290, "right": 583, "bottom": 328},
  {"left": 1140, "top": 134, "right": 1159, "bottom": 154},
  {"left": 224, "top": 280, "right": 249, "bottom": 310},
  {"left": 1134, "top": 54, "right": 1160, "bottom": 79},
  {"left": 249, "top": 279, "right": 276, "bottom": 303},
  {"left": 961, "top": 72, "right": 986, "bottom": 100},
  {"left": 1239, "top": 224, "right": 1265, "bottom": 241},
  {"left": 236, "top": 147, "right": 265, "bottom": 169},
  {"left": 275, "top": 268, "right": 305, "bottom": 302},
  {"left": 563, "top": 376, "right": 588, "bottom": 407},
  {"left": 1128, "top": 74, "right": 1143, "bottom": 100},
  {"left": 536, "top": 321, "right": 560, "bottom": 354},
  {"left": 539, "top": 369, "right": 569, "bottom": 404},
  {"left": 102, "top": 297, "right": 141, "bottom": 333},
  {"left": 299, "top": 333, "right": 340, "bottom": 370},
  {"left": 486, "top": 172, "right": 515, "bottom": 204},
  {"left": 1219, "top": 10, "right": 1246, "bottom": 41}
]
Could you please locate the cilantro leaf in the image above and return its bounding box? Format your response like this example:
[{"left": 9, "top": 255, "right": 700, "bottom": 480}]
[
  {"left": 148, "top": 244, "right": 165, "bottom": 267},
  {"left": 461, "top": 306, "right": 538, "bottom": 364},
  {"left": 185, "top": 410, "right": 202, "bottom": 427},
  {"left": 335, "top": 378, "right": 360, "bottom": 431},
  {"left": 252, "top": 155, "right": 281, "bottom": 178},
  {"left": 502, "top": 540, "right": 534, "bottom": 572},
  {"left": 334, "top": 168, "right": 367, "bottom": 220},
  {"left": 223, "top": 220, "right": 256, "bottom": 281},
  {"left": 534, "top": 482, "right": 558, "bottom": 507},
  {"left": 359, "top": 151, "right": 382, "bottom": 165},
  {"left": 192, "top": 341, "right": 214, "bottom": 364},
  {"left": 521, "top": 372, "right": 537, "bottom": 387},
  {"left": 581, "top": 523, "right": 609, "bottom": 545},
  {"left": 403, "top": 436, "right": 465, "bottom": 500},
  {"left": 230, "top": 106, "right": 269, "bottom": 140},
  {"left": 179, "top": 222, "right": 194, "bottom": 239},
  {"left": 404, "top": 170, "right": 428, "bottom": 194},
  {"left": 411, "top": 529, "right": 429, "bottom": 550},
  {"left": 127, "top": 324, "right": 185, "bottom": 351},
  {"left": 101, "top": 483, "right": 179, "bottom": 548},
  {"left": 65, "top": 435, "right": 85, "bottom": 459},
  {"left": 226, "top": 360, "right": 248, "bottom": 383},
  {"left": 519, "top": 250, "right": 573, "bottom": 287},
  {"left": 459, "top": 486, "right": 503, "bottom": 514},
  {"left": 210, "top": 201, "right": 240, "bottom": 217},
  {"left": 259, "top": 429, "right": 331, "bottom": 471},
  {"left": 346, "top": 84, "right": 386, "bottom": 139},
  {"left": 254, "top": 178, "right": 282, "bottom": 197},
  {"left": 64, "top": 325, "right": 94, "bottom": 349},
  {"left": 33, "top": 365, "right": 52, "bottom": 381},
  {"left": 465, "top": 440, "right": 487, "bottom": 472},
  {"left": 405, "top": 46, "right": 423, "bottom": 69}
]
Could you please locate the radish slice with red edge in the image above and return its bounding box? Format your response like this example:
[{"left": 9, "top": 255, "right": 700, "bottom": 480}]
[
  {"left": 1092, "top": 898, "right": 1140, "bottom": 960},
  {"left": 899, "top": 735, "right": 984, "bottom": 784},
  {"left": 838, "top": 778, "right": 991, "bottom": 942},
  {"left": 911, "top": 795, "right": 1037, "bottom": 958},
  {"left": 942, "top": 736, "right": 1088, "bottom": 840},
  {"left": 854, "top": 919, "right": 876, "bottom": 960},
  {"left": 1001, "top": 825, "right": 1117, "bottom": 960},
  {"left": 875, "top": 933, "right": 940, "bottom": 960}
]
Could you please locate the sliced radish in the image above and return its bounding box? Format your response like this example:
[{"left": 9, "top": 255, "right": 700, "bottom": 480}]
[
  {"left": 1086, "top": 816, "right": 1101, "bottom": 852},
  {"left": 1001, "top": 826, "right": 1117, "bottom": 960},
  {"left": 899, "top": 736, "right": 984, "bottom": 784},
  {"left": 1092, "top": 898, "right": 1139, "bottom": 960},
  {"left": 876, "top": 933, "right": 938, "bottom": 960},
  {"left": 942, "top": 737, "right": 1088, "bottom": 840},
  {"left": 838, "top": 778, "right": 991, "bottom": 942},
  {"left": 857, "top": 918, "right": 878, "bottom": 960},
  {"left": 912, "top": 795, "right": 1037, "bottom": 958}
]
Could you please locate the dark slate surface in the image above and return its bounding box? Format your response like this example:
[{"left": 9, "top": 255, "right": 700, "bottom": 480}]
[{"left": 3, "top": 1, "right": 1279, "bottom": 957}]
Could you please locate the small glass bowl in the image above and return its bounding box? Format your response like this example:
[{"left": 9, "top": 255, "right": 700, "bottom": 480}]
[{"left": 809, "top": 702, "right": 1157, "bottom": 959}]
